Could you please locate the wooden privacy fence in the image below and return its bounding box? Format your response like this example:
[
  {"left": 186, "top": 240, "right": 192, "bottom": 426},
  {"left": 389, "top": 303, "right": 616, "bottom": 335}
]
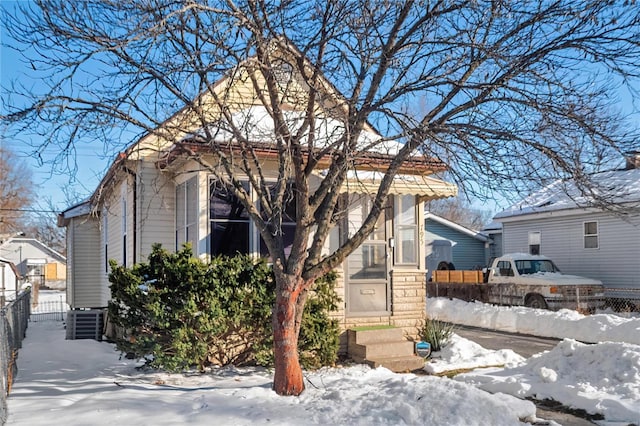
[
  {"left": 432, "top": 270, "right": 484, "bottom": 283},
  {"left": 0, "top": 290, "right": 30, "bottom": 425}
]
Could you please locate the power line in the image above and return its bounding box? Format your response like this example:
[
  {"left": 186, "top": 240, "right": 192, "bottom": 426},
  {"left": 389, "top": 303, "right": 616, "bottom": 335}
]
[{"left": 0, "top": 208, "right": 58, "bottom": 213}]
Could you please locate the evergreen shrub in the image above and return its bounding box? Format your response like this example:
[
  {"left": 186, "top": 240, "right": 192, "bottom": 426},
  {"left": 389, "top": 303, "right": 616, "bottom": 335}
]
[{"left": 108, "top": 244, "right": 340, "bottom": 371}]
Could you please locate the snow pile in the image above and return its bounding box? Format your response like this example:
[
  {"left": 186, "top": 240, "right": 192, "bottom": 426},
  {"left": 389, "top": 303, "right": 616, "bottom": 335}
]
[
  {"left": 425, "top": 334, "right": 524, "bottom": 374},
  {"left": 427, "top": 297, "right": 640, "bottom": 345},
  {"left": 457, "top": 339, "right": 640, "bottom": 423}
]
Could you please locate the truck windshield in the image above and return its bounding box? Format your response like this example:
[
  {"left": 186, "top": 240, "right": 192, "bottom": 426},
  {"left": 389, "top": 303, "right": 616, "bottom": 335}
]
[{"left": 514, "top": 259, "right": 560, "bottom": 275}]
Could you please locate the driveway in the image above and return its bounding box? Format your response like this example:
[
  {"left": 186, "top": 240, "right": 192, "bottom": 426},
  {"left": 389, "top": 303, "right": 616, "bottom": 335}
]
[
  {"left": 455, "top": 325, "right": 560, "bottom": 358},
  {"left": 454, "top": 325, "right": 597, "bottom": 425}
]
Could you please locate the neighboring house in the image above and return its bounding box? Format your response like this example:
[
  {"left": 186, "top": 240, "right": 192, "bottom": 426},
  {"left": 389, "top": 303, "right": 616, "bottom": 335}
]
[
  {"left": 57, "top": 50, "right": 457, "bottom": 342},
  {"left": 482, "top": 221, "right": 504, "bottom": 260},
  {"left": 0, "top": 257, "right": 21, "bottom": 305},
  {"left": 424, "top": 212, "right": 490, "bottom": 280},
  {"left": 0, "top": 237, "right": 66, "bottom": 290},
  {"left": 494, "top": 153, "right": 640, "bottom": 300}
]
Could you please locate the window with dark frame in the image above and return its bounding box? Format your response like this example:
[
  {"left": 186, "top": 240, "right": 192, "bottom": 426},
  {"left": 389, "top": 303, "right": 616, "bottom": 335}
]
[
  {"left": 209, "top": 180, "right": 250, "bottom": 256},
  {"left": 259, "top": 183, "right": 297, "bottom": 258},
  {"left": 528, "top": 231, "right": 541, "bottom": 255}
]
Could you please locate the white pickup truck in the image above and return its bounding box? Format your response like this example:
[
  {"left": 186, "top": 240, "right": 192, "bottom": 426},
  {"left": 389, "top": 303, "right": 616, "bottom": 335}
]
[{"left": 429, "top": 253, "right": 606, "bottom": 312}]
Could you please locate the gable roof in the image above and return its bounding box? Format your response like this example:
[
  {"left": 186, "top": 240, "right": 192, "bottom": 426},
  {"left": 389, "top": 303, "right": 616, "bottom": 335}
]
[
  {"left": 0, "top": 237, "right": 66, "bottom": 263},
  {"left": 159, "top": 105, "right": 446, "bottom": 175},
  {"left": 425, "top": 212, "right": 489, "bottom": 242},
  {"left": 84, "top": 46, "right": 451, "bottom": 211},
  {"left": 495, "top": 167, "right": 640, "bottom": 220}
]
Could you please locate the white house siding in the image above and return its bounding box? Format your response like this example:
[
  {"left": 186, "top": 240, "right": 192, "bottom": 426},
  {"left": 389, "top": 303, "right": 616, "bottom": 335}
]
[
  {"left": 0, "top": 261, "right": 19, "bottom": 301},
  {"left": 69, "top": 216, "right": 106, "bottom": 308},
  {"left": 502, "top": 212, "right": 640, "bottom": 290},
  {"left": 66, "top": 224, "right": 74, "bottom": 306},
  {"left": 137, "top": 160, "right": 176, "bottom": 260}
]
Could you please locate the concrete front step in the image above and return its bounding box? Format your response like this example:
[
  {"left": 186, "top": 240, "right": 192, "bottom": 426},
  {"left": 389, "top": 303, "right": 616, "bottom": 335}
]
[
  {"left": 347, "top": 327, "right": 404, "bottom": 345},
  {"left": 349, "top": 340, "right": 416, "bottom": 360},
  {"left": 363, "top": 355, "right": 426, "bottom": 373},
  {"left": 347, "top": 327, "right": 426, "bottom": 373}
]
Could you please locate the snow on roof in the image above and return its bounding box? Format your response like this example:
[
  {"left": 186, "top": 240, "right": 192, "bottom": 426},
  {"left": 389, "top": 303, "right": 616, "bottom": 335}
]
[
  {"left": 183, "top": 105, "right": 404, "bottom": 155},
  {"left": 424, "top": 212, "right": 489, "bottom": 242},
  {"left": 2, "top": 237, "right": 66, "bottom": 263},
  {"left": 482, "top": 221, "right": 503, "bottom": 232},
  {"left": 59, "top": 199, "right": 91, "bottom": 219},
  {"left": 495, "top": 168, "right": 640, "bottom": 220}
]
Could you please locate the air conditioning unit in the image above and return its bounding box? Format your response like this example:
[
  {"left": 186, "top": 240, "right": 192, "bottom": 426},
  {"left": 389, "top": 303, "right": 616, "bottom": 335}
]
[{"left": 66, "top": 310, "right": 104, "bottom": 340}]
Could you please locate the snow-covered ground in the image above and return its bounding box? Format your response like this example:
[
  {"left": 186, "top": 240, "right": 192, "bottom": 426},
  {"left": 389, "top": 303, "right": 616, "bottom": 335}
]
[
  {"left": 5, "top": 291, "right": 640, "bottom": 425},
  {"left": 427, "top": 297, "right": 640, "bottom": 345}
]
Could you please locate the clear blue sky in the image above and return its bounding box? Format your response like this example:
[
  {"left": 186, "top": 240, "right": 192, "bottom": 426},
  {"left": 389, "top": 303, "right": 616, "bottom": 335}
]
[{"left": 1, "top": 1, "right": 113, "bottom": 214}]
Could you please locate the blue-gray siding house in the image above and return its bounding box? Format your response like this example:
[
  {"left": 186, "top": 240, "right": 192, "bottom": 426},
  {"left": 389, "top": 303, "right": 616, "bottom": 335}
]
[
  {"left": 494, "top": 153, "right": 640, "bottom": 299},
  {"left": 425, "top": 212, "right": 490, "bottom": 279}
]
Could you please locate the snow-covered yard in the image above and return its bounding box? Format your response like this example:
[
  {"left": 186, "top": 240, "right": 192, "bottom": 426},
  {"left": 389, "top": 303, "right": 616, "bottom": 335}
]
[{"left": 5, "top": 292, "right": 640, "bottom": 425}]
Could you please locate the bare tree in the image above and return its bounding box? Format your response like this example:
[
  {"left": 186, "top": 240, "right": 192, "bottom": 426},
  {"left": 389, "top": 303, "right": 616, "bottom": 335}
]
[
  {"left": 426, "top": 197, "right": 492, "bottom": 231},
  {"left": 0, "top": 146, "right": 34, "bottom": 237},
  {"left": 3, "top": 1, "right": 640, "bottom": 395},
  {"left": 23, "top": 198, "right": 66, "bottom": 255}
]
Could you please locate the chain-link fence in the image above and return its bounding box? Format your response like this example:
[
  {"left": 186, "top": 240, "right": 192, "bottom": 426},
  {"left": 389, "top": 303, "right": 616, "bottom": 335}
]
[
  {"left": 603, "top": 288, "right": 640, "bottom": 316},
  {"left": 1, "top": 290, "right": 30, "bottom": 426}
]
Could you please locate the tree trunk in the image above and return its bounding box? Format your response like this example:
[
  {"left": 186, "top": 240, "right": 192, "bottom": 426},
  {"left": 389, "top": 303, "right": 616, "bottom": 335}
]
[{"left": 272, "top": 275, "right": 306, "bottom": 396}]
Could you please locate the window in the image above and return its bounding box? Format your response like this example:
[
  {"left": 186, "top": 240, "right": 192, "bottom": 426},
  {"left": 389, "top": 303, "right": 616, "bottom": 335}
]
[
  {"left": 348, "top": 197, "right": 387, "bottom": 280},
  {"left": 259, "top": 183, "right": 297, "bottom": 258},
  {"left": 103, "top": 208, "right": 108, "bottom": 273},
  {"left": 584, "top": 221, "right": 599, "bottom": 249},
  {"left": 496, "top": 260, "right": 514, "bottom": 277},
  {"left": 176, "top": 177, "right": 198, "bottom": 252},
  {"left": 394, "top": 195, "right": 417, "bottom": 264},
  {"left": 514, "top": 259, "right": 559, "bottom": 275},
  {"left": 528, "top": 231, "right": 541, "bottom": 255},
  {"left": 122, "top": 197, "right": 127, "bottom": 266},
  {"left": 209, "top": 179, "right": 250, "bottom": 256}
]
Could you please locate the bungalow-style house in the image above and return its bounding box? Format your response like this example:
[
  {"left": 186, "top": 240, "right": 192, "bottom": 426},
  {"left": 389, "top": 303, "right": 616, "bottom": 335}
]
[
  {"left": 0, "top": 237, "right": 66, "bottom": 291},
  {"left": 0, "top": 257, "right": 21, "bottom": 305},
  {"left": 57, "top": 50, "right": 458, "bottom": 349},
  {"left": 424, "top": 212, "right": 491, "bottom": 280},
  {"left": 493, "top": 153, "right": 640, "bottom": 303}
]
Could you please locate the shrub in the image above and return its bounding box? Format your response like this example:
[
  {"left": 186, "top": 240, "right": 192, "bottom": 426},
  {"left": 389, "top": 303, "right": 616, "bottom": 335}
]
[
  {"left": 108, "top": 244, "right": 339, "bottom": 371},
  {"left": 418, "top": 318, "right": 457, "bottom": 352}
]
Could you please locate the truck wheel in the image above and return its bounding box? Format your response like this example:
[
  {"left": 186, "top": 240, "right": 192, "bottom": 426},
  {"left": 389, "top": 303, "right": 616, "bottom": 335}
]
[{"left": 525, "top": 294, "right": 547, "bottom": 310}]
